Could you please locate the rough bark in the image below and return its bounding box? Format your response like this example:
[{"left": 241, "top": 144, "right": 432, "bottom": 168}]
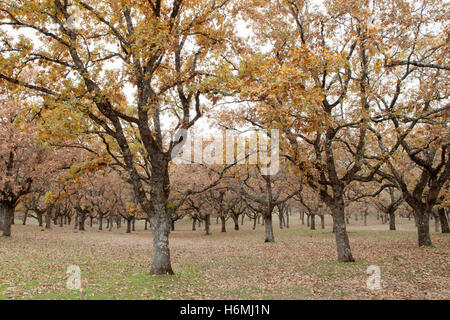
[{"left": 149, "top": 214, "right": 174, "bottom": 275}]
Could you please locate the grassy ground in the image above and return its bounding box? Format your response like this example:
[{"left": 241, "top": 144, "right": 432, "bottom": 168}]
[{"left": 0, "top": 214, "right": 448, "bottom": 300}]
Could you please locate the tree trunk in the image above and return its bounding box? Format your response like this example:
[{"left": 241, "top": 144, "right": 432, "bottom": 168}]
[
  {"left": 286, "top": 209, "right": 290, "bottom": 228},
  {"left": 389, "top": 212, "right": 396, "bottom": 231},
  {"left": 0, "top": 202, "right": 15, "bottom": 237},
  {"left": 205, "top": 214, "right": 211, "bottom": 235},
  {"left": 364, "top": 212, "right": 367, "bottom": 226},
  {"left": 310, "top": 214, "right": 316, "bottom": 230},
  {"left": 301, "top": 211, "right": 305, "bottom": 225},
  {"left": 149, "top": 213, "right": 174, "bottom": 275},
  {"left": 320, "top": 214, "right": 325, "bottom": 229},
  {"left": 170, "top": 218, "right": 175, "bottom": 231},
  {"left": 132, "top": 217, "right": 136, "bottom": 231},
  {"left": 264, "top": 214, "right": 275, "bottom": 242},
  {"left": 220, "top": 216, "right": 226, "bottom": 232},
  {"left": 278, "top": 211, "right": 284, "bottom": 229},
  {"left": 192, "top": 218, "right": 196, "bottom": 231},
  {"left": 306, "top": 214, "right": 310, "bottom": 227},
  {"left": 232, "top": 215, "right": 239, "bottom": 230},
  {"left": 241, "top": 214, "right": 245, "bottom": 225},
  {"left": 253, "top": 216, "right": 257, "bottom": 230},
  {"left": 99, "top": 215, "right": 103, "bottom": 230},
  {"left": 78, "top": 213, "right": 86, "bottom": 231},
  {"left": 415, "top": 210, "right": 432, "bottom": 246},
  {"left": 126, "top": 218, "right": 131, "bottom": 233},
  {"left": 45, "top": 214, "right": 51, "bottom": 229},
  {"left": 109, "top": 214, "right": 113, "bottom": 231},
  {"left": 330, "top": 201, "right": 355, "bottom": 262},
  {"left": 59, "top": 215, "right": 64, "bottom": 227},
  {"left": 89, "top": 216, "right": 93, "bottom": 228},
  {"left": 145, "top": 218, "right": 148, "bottom": 230},
  {"left": 432, "top": 212, "right": 440, "bottom": 232},
  {"left": 37, "top": 212, "right": 43, "bottom": 227},
  {"left": 22, "top": 209, "right": 28, "bottom": 225},
  {"left": 438, "top": 208, "right": 450, "bottom": 233}
]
